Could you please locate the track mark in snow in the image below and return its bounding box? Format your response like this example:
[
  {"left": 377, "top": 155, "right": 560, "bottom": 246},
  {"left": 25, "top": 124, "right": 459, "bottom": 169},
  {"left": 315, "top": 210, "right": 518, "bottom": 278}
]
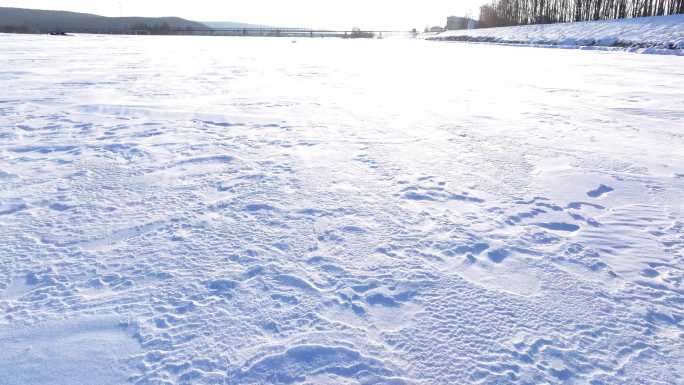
[
  {"left": 246, "top": 203, "right": 278, "bottom": 212},
  {"left": 0, "top": 277, "right": 32, "bottom": 301},
  {"left": 567, "top": 201, "right": 605, "bottom": 210},
  {"left": 453, "top": 259, "right": 542, "bottom": 296},
  {"left": 535, "top": 222, "right": 581, "bottom": 232},
  {"left": 206, "top": 279, "right": 239, "bottom": 296},
  {"left": 40, "top": 220, "right": 168, "bottom": 249},
  {"left": 233, "top": 345, "right": 406, "bottom": 384},
  {"left": 487, "top": 248, "right": 510, "bottom": 263},
  {"left": 0, "top": 202, "right": 28, "bottom": 216},
  {"left": 83, "top": 272, "right": 135, "bottom": 297},
  {"left": 9, "top": 145, "right": 79, "bottom": 154},
  {"left": 587, "top": 184, "right": 615, "bottom": 198},
  {"left": 399, "top": 180, "right": 484, "bottom": 204},
  {"left": 193, "top": 119, "right": 245, "bottom": 128},
  {"left": 274, "top": 274, "right": 319, "bottom": 293},
  {"left": 445, "top": 242, "right": 490, "bottom": 257},
  {"left": 340, "top": 225, "right": 367, "bottom": 234},
  {"left": 49, "top": 202, "right": 72, "bottom": 211},
  {"left": 82, "top": 220, "right": 168, "bottom": 249},
  {"left": 175, "top": 155, "right": 235, "bottom": 166},
  {"left": 506, "top": 207, "right": 548, "bottom": 225},
  {"left": 100, "top": 143, "right": 149, "bottom": 162},
  {"left": 0, "top": 170, "right": 17, "bottom": 179}
]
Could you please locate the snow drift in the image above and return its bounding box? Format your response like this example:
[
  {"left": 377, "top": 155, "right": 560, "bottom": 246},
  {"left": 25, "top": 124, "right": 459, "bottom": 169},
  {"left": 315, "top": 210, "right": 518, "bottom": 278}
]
[{"left": 430, "top": 14, "right": 684, "bottom": 54}]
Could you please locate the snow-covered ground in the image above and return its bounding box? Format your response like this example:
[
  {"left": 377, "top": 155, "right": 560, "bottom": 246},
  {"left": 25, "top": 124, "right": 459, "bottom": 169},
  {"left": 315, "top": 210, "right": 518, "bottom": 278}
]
[
  {"left": 432, "top": 14, "right": 684, "bottom": 54},
  {"left": 0, "top": 34, "right": 683, "bottom": 384}
]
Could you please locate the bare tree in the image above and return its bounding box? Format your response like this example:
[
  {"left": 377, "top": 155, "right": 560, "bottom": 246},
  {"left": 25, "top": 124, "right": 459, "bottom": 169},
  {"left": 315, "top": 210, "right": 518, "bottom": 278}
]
[{"left": 478, "top": 0, "right": 682, "bottom": 28}]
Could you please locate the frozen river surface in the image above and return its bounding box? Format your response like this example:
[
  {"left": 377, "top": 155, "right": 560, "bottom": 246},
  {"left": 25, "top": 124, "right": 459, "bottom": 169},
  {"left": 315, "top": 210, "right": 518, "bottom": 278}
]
[{"left": 0, "top": 34, "right": 683, "bottom": 385}]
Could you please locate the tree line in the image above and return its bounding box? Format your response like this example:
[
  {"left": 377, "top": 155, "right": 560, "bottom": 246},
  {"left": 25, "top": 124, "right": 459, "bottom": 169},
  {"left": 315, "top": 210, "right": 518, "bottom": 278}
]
[
  {"left": 479, "top": 0, "right": 684, "bottom": 27},
  {"left": 1, "top": 24, "right": 32, "bottom": 33}
]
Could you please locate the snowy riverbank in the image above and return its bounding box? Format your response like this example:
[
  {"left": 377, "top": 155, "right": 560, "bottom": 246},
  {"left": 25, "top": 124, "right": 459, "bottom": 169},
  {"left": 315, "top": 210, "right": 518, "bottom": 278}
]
[{"left": 430, "top": 14, "right": 684, "bottom": 54}]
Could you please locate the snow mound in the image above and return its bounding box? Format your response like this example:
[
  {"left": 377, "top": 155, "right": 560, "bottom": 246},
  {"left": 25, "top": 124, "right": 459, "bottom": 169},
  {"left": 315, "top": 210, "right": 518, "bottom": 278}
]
[{"left": 432, "top": 15, "right": 684, "bottom": 54}]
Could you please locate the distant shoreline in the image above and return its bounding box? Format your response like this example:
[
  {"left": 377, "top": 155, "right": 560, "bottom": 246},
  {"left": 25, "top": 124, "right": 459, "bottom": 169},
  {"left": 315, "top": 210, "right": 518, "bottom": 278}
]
[{"left": 0, "top": 6, "right": 393, "bottom": 38}]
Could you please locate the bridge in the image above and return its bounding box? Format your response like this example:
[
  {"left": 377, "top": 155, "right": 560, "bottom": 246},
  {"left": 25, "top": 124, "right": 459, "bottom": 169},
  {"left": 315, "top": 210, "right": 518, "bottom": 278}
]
[{"left": 158, "top": 28, "right": 416, "bottom": 38}]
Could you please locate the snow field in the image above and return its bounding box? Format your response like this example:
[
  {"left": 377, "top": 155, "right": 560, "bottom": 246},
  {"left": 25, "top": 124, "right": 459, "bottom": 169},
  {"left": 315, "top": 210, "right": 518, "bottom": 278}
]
[{"left": 0, "top": 34, "right": 683, "bottom": 384}]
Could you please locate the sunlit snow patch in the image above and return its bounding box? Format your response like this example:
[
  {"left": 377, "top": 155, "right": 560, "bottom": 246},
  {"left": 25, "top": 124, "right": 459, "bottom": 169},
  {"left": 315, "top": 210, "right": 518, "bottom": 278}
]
[{"left": 0, "top": 317, "right": 140, "bottom": 385}]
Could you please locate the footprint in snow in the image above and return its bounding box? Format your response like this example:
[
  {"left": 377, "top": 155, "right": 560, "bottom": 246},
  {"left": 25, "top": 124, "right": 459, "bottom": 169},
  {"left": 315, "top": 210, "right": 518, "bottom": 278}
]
[
  {"left": 0, "top": 203, "right": 28, "bottom": 216},
  {"left": 587, "top": 184, "right": 614, "bottom": 198},
  {"left": 536, "top": 222, "right": 581, "bottom": 232}
]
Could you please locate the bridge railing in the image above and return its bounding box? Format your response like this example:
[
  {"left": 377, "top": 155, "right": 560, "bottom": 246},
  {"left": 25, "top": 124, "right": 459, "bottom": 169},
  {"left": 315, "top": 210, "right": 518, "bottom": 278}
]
[
  {"left": 64, "top": 28, "right": 416, "bottom": 38},
  {"left": 175, "top": 28, "right": 413, "bottom": 38}
]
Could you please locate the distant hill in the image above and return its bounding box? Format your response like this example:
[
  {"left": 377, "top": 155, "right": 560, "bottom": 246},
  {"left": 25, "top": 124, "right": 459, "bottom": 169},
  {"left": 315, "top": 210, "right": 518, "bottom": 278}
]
[{"left": 0, "top": 7, "right": 210, "bottom": 34}]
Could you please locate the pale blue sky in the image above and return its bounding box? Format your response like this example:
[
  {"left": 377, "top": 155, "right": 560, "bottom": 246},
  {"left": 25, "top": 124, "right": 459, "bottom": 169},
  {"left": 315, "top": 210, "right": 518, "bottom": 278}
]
[{"left": 0, "top": 0, "right": 485, "bottom": 29}]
